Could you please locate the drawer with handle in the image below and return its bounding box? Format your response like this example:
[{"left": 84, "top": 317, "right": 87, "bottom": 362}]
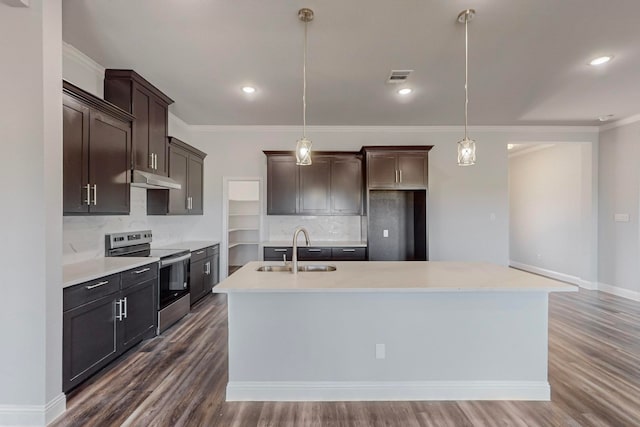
[
  {"left": 264, "top": 246, "right": 293, "bottom": 261},
  {"left": 63, "top": 273, "right": 121, "bottom": 311},
  {"left": 121, "top": 263, "right": 159, "bottom": 289},
  {"left": 331, "top": 247, "right": 367, "bottom": 261},
  {"left": 297, "top": 247, "right": 332, "bottom": 261},
  {"left": 191, "top": 248, "right": 209, "bottom": 262},
  {"left": 207, "top": 245, "right": 219, "bottom": 257}
]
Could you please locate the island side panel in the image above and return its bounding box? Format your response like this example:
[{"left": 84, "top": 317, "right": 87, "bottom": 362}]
[{"left": 226, "top": 291, "right": 550, "bottom": 401}]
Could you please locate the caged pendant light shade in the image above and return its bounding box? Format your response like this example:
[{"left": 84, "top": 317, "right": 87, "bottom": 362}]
[
  {"left": 296, "top": 8, "right": 314, "bottom": 166},
  {"left": 456, "top": 9, "right": 476, "bottom": 166}
]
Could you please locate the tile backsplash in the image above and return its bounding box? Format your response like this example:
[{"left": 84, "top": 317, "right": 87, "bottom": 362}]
[
  {"left": 63, "top": 187, "right": 201, "bottom": 264},
  {"left": 266, "top": 215, "right": 363, "bottom": 242}
]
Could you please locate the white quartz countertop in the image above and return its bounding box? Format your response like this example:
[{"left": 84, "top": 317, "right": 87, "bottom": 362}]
[
  {"left": 262, "top": 241, "right": 367, "bottom": 248},
  {"left": 215, "top": 261, "right": 577, "bottom": 293},
  {"left": 154, "top": 241, "right": 220, "bottom": 252},
  {"left": 63, "top": 257, "right": 160, "bottom": 289}
]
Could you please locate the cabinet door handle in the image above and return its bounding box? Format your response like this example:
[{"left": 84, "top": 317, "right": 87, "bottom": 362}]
[
  {"left": 84, "top": 184, "right": 91, "bottom": 206},
  {"left": 196, "top": 250, "right": 205, "bottom": 255},
  {"left": 190, "top": 197, "right": 193, "bottom": 210},
  {"left": 115, "top": 299, "right": 124, "bottom": 321},
  {"left": 273, "top": 249, "right": 287, "bottom": 252},
  {"left": 154, "top": 153, "right": 157, "bottom": 170},
  {"left": 123, "top": 297, "right": 128, "bottom": 319},
  {"left": 205, "top": 261, "right": 211, "bottom": 275},
  {"left": 395, "top": 170, "right": 399, "bottom": 183},
  {"left": 86, "top": 280, "right": 109, "bottom": 290},
  {"left": 307, "top": 249, "right": 322, "bottom": 252},
  {"left": 342, "top": 248, "right": 356, "bottom": 252},
  {"left": 399, "top": 170, "right": 402, "bottom": 183},
  {"left": 149, "top": 153, "right": 154, "bottom": 169},
  {"left": 134, "top": 267, "right": 151, "bottom": 274},
  {"left": 91, "top": 185, "right": 97, "bottom": 205}
]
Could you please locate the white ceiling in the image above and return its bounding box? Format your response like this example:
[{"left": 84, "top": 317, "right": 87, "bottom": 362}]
[{"left": 62, "top": 0, "right": 640, "bottom": 126}]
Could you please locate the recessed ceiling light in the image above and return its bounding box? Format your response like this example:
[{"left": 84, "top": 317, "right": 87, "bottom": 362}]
[
  {"left": 589, "top": 56, "right": 613, "bottom": 66},
  {"left": 242, "top": 86, "right": 256, "bottom": 94},
  {"left": 507, "top": 144, "right": 515, "bottom": 150},
  {"left": 598, "top": 114, "right": 614, "bottom": 122},
  {"left": 397, "top": 88, "right": 413, "bottom": 95}
]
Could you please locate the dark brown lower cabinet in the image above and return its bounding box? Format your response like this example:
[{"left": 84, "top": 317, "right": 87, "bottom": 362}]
[
  {"left": 63, "top": 263, "right": 158, "bottom": 393},
  {"left": 120, "top": 279, "right": 157, "bottom": 351},
  {"left": 63, "top": 293, "right": 119, "bottom": 393},
  {"left": 189, "top": 245, "right": 220, "bottom": 306},
  {"left": 263, "top": 246, "right": 367, "bottom": 261}
]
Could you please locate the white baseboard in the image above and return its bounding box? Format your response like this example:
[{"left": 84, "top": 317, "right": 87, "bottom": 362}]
[
  {"left": 0, "top": 393, "right": 66, "bottom": 426},
  {"left": 509, "top": 261, "right": 590, "bottom": 288},
  {"left": 598, "top": 282, "right": 640, "bottom": 302},
  {"left": 226, "top": 380, "right": 550, "bottom": 402}
]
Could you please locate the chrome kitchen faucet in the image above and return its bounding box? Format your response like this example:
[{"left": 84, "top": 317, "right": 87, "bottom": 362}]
[{"left": 291, "top": 226, "right": 310, "bottom": 274}]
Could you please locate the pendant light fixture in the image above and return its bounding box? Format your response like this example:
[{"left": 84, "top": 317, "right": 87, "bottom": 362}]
[
  {"left": 456, "top": 9, "right": 476, "bottom": 166},
  {"left": 296, "top": 8, "right": 314, "bottom": 166}
]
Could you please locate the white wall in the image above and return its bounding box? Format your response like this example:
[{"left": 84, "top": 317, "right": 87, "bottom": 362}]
[
  {"left": 0, "top": 0, "right": 65, "bottom": 424},
  {"left": 598, "top": 120, "right": 640, "bottom": 297},
  {"left": 509, "top": 143, "right": 592, "bottom": 284},
  {"left": 191, "top": 127, "right": 598, "bottom": 267}
]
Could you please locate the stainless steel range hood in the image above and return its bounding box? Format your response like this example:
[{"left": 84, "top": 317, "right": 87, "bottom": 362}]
[{"left": 131, "top": 170, "right": 181, "bottom": 190}]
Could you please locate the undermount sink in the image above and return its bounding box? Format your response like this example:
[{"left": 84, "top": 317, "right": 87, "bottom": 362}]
[
  {"left": 256, "top": 265, "right": 292, "bottom": 272},
  {"left": 297, "top": 265, "right": 337, "bottom": 272},
  {"left": 256, "top": 265, "right": 337, "bottom": 272}
]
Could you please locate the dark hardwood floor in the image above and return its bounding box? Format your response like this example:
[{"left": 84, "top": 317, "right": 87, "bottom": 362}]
[{"left": 52, "top": 289, "right": 640, "bottom": 427}]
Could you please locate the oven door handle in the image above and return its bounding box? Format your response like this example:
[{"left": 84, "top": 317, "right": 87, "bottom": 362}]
[{"left": 160, "top": 254, "right": 191, "bottom": 267}]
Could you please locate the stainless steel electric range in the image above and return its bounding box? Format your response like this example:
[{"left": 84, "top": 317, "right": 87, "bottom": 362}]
[{"left": 105, "top": 230, "right": 191, "bottom": 333}]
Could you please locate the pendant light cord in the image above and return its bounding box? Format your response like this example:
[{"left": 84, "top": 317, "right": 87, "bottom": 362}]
[
  {"left": 464, "top": 14, "right": 469, "bottom": 140},
  {"left": 302, "top": 19, "right": 308, "bottom": 138}
]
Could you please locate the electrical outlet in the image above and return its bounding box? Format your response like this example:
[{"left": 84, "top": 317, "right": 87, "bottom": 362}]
[
  {"left": 375, "top": 344, "right": 386, "bottom": 359},
  {"left": 615, "top": 213, "right": 630, "bottom": 222},
  {"left": 383, "top": 230, "right": 389, "bottom": 238}
]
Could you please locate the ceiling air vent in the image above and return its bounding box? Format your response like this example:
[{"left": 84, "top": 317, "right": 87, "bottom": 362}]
[{"left": 386, "top": 70, "right": 413, "bottom": 84}]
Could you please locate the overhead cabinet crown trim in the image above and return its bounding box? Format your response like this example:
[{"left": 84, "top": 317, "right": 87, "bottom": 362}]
[{"left": 63, "top": 80, "right": 134, "bottom": 123}]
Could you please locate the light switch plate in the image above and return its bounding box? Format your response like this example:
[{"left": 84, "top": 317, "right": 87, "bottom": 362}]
[
  {"left": 383, "top": 230, "right": 389, "bottom": 237},
  {"left": 614, "top": 214, "right": 630, "bottom": 222}
]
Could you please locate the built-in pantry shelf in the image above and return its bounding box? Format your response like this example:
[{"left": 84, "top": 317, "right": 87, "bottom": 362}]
[{"left": 224, "top": 179, "right": 262, "bottom": 278}]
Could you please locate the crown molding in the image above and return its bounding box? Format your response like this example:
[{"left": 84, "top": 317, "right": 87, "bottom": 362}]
[
  {"left": 599, "top": 113, "right": 640, "bottom": 132},
  {"left": 188, "top": 124, "right": 599, "bottom": 134},
  {"left": 62, "top": 41, "right": 105, "bottom": 76},
  {"left": 508, "top": 143, "right": 557, "bottom": 159}
]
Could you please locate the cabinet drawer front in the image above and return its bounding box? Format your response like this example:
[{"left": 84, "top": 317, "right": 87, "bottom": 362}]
[
  {"left": 64, "top": 274, "right": 121, "bottom": 311},
  {"left": 121, "top": 263, "right": 158, "bottom": 290},
  {"left": 207, "top": 245, "right": 219, "bottom": 257},
  {"left": 264, "top": 247, "right": 292, "bottom": 261},
  {"left": 191, "top": 248, "right": 208, "bottom": 262},
  {"left": 331, "top": 247, "right": 367, "bottom": 261},
  {"left": 298, "top": 247, "right": 332, "bottom": 261}
]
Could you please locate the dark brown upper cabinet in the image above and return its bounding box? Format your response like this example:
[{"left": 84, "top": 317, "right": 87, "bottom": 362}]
[
  {"left": 104, "top": 70, "right": 174, "bottom": 177},
  {"left": 265, "top": 151, "right": 363, "bottom": 215},
  {"left": 147, "top": 137, "right": 207, "bottom": 215},
  {"left": 63, "top": 81, "right": 133, "bottom": 215},
  {"left": 363, "top": 146, "right": 433, "bottom": 190},
  {"left": 267, "top": 155, "right": 299, "bottom": 215}
]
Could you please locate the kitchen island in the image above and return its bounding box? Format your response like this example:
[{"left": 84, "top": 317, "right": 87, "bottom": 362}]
[{"left": 214, "top": 261, "right": 576, "bottom": 402}]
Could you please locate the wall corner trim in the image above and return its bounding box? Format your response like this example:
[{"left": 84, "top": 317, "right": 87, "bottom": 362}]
[
  {"left": 509, "top": 261, "right": 583, "bottom": 288},
  {"left": 62, "top": 42, "right": 105, "bottom": 76},
  {"left": 597, "top": 282, "right": 640, "bottom": 302},
  {"left": 0, "top": 393, "right": 66, "bottom": 426},
  {"left": 226, "top": 380, "right": 550, "bottom": 402}
]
